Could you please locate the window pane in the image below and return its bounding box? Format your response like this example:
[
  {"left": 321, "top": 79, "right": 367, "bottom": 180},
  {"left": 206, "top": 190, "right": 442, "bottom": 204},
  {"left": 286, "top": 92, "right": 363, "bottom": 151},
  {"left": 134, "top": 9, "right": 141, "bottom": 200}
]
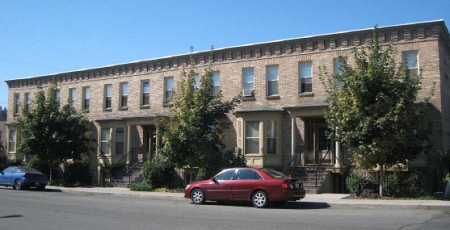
[
  {"left": 245, "top": 121, "right": 259, "bottom": 154},
  {"left": 9, "top": 130, "right": 16, "bottom": 152},
  {"left": 115, "top": 127, "right": 124, "bottom": 154},
  {"left": 101, "top": 128, "right": 110, "bottom": 154},
  {"left": 212, "top": 72, "right": 220, "bottom": 95},
  {"left": 165, "top": 77, "right": 174, "bottom": 103},
  {"left": 267, "top": 66, "right": 279, "bottom": 95},
  {"left": 267, "top": 121, "right": 277, "bottom": 154},
  {"left": 215, "top": 169, "right": 236, "bottom": 180},
  {"left": 243, "top": 68, "right": 254, "bottom": 90}
]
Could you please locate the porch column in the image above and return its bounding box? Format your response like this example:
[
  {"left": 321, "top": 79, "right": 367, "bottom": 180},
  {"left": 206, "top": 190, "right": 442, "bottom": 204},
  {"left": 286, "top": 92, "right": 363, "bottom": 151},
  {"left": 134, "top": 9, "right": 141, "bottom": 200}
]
[
  {"left": 290, "top": 116, "right": 296, "bottom": 167},
  {"left": 126, "top": 124, "right": 131, "bottom": 165},
  {"left": 155, "top": 127, "right": 159, "bottom": 158},
  {"left": 335, "top": 141, "right": 341, "bottom": 168}
]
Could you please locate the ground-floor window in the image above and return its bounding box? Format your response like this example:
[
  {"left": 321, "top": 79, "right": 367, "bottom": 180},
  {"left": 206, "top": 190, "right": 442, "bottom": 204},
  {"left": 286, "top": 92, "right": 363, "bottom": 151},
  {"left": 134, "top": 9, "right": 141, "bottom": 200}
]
[
  {"left": 101, "top": 128, "right": 111, "bottom": 154},
  {"left": 8, "top": 130, "right": 16, "bottom": 153},
  {"left": 115, "top": 127, "right": 124, "bottom": 154},
  {"left": 245, "top": 121, "right": 260, "bottom": 154}
]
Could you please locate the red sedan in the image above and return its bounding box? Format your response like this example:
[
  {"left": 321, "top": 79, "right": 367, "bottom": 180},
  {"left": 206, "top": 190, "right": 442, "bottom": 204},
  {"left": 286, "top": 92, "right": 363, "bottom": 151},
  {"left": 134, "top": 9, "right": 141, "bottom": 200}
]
[{"left": 184, "top": 167, "right": 306, "bottom": 208}]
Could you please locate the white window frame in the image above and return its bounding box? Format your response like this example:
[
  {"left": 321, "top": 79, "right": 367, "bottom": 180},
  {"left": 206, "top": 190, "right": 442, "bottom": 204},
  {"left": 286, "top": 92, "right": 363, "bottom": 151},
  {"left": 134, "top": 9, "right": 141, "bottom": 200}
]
[
  {"left": 120, "top": 82, "right": 128, "bottom": 108},
  {"left": 101, "top": 128, "right": 111, "bottom": 155},
  {"left": 403, "top": 51, "right": 419, "bottom": 77},
  {"left": 104, "top": 84, "right": 112, "bottom": 109},
  {"left": 164, "top": 77, "right": 174, "bottom": 104},
  {"left": 69, "top": 88, "right": 76, "bottom": 108},
  {"left": 142, "top": 80, "right": 150, "bottom": 106}
]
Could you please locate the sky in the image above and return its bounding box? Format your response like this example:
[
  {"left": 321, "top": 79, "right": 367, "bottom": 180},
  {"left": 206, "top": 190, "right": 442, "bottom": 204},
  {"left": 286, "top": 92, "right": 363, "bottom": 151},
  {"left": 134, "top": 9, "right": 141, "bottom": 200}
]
[{"left": 1, "top": 0, "right": 449, "bottom": 109}]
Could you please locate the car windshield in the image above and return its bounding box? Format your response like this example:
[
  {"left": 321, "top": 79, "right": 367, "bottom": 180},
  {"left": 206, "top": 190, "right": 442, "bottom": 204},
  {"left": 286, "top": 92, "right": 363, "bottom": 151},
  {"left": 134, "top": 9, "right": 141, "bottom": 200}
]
[{"left": 260, "top": 168, "right": 289, "bottom": 179}]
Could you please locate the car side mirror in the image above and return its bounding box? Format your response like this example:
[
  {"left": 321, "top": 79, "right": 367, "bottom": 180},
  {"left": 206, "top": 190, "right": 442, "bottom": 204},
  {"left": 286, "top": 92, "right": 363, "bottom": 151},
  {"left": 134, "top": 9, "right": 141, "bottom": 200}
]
[{"left": 211, "top": 176, "right": 218, "bottom": 184}]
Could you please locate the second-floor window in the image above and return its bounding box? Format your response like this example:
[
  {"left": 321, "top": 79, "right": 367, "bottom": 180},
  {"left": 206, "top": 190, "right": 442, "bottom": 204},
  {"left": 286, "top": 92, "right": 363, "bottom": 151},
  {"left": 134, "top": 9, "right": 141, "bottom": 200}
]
[
  {"left": 83, "top": 87, "right": 90, "bottom": 111},
  {"left": 69, "top": 88, "right": 76, "bottom": 108},
  {"left": 55, "top": 89, "right": 60, "bottom": 109},
  {"left": 212, "top": 72, "right": 220, "bottom": 96},
  {"left": 192, "top": 74, "right": 199, "bottom": 89},
  {"left": 299, "top": 61, "right": 313, "bottom": 93},
  {"left": 403, "top": 51, "right": 418, "bottom": 77},
  {"left": 243, "top": 68, "right": 254, "bottom": 97},
  {"left": 14, "top": 93, "right": 20, "bottom": 114},
  {"left": 334, "top": 57, "right": 347, "bottom": 88},
  {"left": 24, "top": 92, "right": 30, "bottom": 112},
  {"left": 164, "top": 77, "right": 174, "bottom": 104},
  {"left": 104, "top": 84, "right": 112, "bottom": 109},
  {"left": 142, "top": 80, "right": 150, "bottom": 106},
  {"left": 267, "top": 65, "right": 279, "bottom": 96},
  {"left": 120, "top": 82, "right": 128, "bottom": 108}
]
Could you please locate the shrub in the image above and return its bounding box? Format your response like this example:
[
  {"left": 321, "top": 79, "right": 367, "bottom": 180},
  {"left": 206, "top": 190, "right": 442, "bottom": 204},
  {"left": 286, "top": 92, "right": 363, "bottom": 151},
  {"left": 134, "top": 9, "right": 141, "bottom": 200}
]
[
  {"left": 346, "top": 171, "right": 377, "bottom": 195},
  {"left": 63, "top": 161, "right": 92, "bottom": 186},
  {"left": 383, "top": 172, "right": 401, "bottom": 197},
  {"left": 142, "top": 157, "right": 181, "bottom": 189},
  {"left": 129, "top": 181, "right": 153, "bottom": 191}
]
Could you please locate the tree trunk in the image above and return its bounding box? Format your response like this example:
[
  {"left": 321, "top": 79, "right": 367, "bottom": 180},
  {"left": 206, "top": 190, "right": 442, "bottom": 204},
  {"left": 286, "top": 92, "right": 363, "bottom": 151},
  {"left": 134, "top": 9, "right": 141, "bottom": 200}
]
[{"left": 379, "top": 164, "right": 384, "bottom": 197}]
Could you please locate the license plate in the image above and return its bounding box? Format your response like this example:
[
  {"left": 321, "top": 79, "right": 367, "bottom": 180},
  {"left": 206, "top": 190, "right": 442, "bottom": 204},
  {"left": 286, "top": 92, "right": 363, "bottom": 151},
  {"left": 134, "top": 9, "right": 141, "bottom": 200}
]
[
  {"left": 35, "top": 182, "right": 40, "bottom": 186},
  {"left": 295, "top": 183, "right": 300, "bottom": 189}
]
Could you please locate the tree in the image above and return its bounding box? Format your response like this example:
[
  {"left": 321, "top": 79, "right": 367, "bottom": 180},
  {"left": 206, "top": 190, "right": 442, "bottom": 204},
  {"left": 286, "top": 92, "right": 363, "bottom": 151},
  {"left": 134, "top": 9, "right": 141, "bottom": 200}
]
[
  {"left": 320, "top": 27, "right": 432, "bottom": 196},
  {"left": 15, "top": 83, "right": 91, "bottom": 180},
  {"left": 159, "top": 47, "right": 241, "bottom": 179}
]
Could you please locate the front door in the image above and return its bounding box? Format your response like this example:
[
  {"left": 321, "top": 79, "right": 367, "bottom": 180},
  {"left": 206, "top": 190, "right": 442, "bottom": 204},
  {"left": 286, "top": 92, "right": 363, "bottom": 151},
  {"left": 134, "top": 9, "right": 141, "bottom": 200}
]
[{"left": 304, "top": 118, "right": 334, "bottom": 165}]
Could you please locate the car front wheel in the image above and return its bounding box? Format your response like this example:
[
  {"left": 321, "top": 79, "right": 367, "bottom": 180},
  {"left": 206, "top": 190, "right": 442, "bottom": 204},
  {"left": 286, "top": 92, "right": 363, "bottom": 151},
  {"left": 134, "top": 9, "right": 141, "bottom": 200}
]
[
  {"left": 191, "top": 188, "right": 205, "bottom": 204},
  {"left": 252, "top": 190, "right": 268, "bottom": 208},
  {"left": 13, "top": 179, "right": 22, "bottom": 190}
]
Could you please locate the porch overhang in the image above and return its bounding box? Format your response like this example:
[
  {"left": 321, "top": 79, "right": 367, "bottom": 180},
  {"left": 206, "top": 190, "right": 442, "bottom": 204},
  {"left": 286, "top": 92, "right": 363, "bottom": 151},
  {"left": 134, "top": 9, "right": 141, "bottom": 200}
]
[
  {"left": 232, "top": 105, "right": 284, "bottom": 114},
  {"left": 283, "top": 101, "right": 328, "bottom": 117},
  {"left": 94, "top": 112, "right": 170, "bottom": 122}
]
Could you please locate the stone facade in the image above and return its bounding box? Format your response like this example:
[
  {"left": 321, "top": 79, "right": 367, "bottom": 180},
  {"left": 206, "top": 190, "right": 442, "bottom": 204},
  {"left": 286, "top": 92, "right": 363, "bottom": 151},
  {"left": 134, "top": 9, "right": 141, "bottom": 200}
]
[{"left": 5, "top": 20, "right": 450, "bottom": 192}]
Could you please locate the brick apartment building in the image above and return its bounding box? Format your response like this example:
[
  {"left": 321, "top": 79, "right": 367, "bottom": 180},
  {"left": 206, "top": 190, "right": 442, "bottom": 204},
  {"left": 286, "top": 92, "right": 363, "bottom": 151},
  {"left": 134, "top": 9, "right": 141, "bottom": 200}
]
[{"left": 5, "top": 20, "right": 450, "bottom": 193}]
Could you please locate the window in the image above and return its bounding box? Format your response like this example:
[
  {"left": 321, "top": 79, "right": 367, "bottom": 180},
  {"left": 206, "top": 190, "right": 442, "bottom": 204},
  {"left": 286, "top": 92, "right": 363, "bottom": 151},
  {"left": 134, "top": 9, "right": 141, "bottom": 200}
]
[
  {"left": 55, "top": 89, "right": 60, "bottom": 109},
  {"left": 115, "top": 127, "right": 125, "bottom": 154},
  {"left": 236, "top": 169, "right": 263, "bottom": 180},
  {"left": 243, "top": 68, "right": 254, "bottom": 97},
  {"left": 104, "top": 84, "right": 112, "bottom": 109},
  {"left": 24, "top": 93, "right": 30, "bottom": 112},
  {"left": 212, "top": 72, "right": 220, "bottom": 96},
  {"left": 299, "top": 62, "right": 312, "bottom": 93},
  {"left": 14, "top": 93, "right": 20, "bottom": 114},
  {"left": 120, "top": 82, "right": 128, "bottom": 108},
  {"left": 245, "top": 121, "right": 260, "bottom": 154},
  {"left": 8, "top": 130, "right": 16, "bottom": 153},
  {"left": 334, "top": 57, "right": 347, "bottom": 87},
  {"left": 267, "top": 65, "right": 279, "bottom": 96},
  {"left": 215, "top": 169, "right": 236, "bottom": 180},
  {"left": 164, "top": 77, "right": 174, "bottom": 104},
  {"left": 266, "top": 120, "right": 277, "bottom": 154},
  {"left": 192, "top": 74, "right": 199, "bottom": 89},
  {"left": 83, "top": 87, "right": 90, "bottom": 110},
  {"left": 142, "top": 80, "right": 150, "bottom": 106},
  {"left": 403, "top": 51, "right": 418, "bottom": 77},
  {"left": 69, "top": 88, "right": 76, "bottom": 108},
  {"left": 101, "top": 128, "right": 111, "bottom": 154}
]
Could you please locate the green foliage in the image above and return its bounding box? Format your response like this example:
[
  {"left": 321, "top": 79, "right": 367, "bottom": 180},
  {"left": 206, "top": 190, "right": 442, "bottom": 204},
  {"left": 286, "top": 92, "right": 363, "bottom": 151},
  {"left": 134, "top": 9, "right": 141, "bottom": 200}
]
[
  {"left": 345, "top": 171, "right": 377, "bottom": 195},
  {"left": 63, "top": 161, "right": 92, "bottom": 186},
  {"left": 320, "top": 27, "right": 431, "bottom": 170},
  {"left": 129, "top": 181, "right": 153, "bottom": 191},
  {"left": 14, "top": 83, "right": 92, "bottom": 179},
  {"left": 159, "top": 47, "right": 240, "bottom": 178},
  {"left": 142, "top": 157, "right": 181, "bottom": 189},
  {"left": 383, "top": 172, "right": 401, "bottom": 197}
]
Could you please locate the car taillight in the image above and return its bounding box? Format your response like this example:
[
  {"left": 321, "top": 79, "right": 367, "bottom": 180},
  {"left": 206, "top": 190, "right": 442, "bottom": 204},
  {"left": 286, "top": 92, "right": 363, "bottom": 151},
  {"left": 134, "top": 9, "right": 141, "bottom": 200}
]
[{"left": 281, "top": 182, "right": 290, "bottom": 190}]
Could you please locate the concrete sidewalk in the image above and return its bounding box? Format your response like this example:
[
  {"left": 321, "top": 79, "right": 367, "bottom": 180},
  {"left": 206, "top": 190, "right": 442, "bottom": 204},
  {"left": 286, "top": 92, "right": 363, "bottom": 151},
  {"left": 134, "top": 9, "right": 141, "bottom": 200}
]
[{"left": 46, "top": 186, "right": 450, "bottom": 210}]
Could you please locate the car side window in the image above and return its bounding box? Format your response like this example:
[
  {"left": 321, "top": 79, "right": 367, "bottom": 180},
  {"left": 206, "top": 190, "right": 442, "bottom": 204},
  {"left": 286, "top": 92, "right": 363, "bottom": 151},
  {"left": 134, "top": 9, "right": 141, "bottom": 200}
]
[
  {"left": 215, "top": 169, "right": 236, "bottom": 180},
  {"left": 236, "top": 169, "right": 263, "bottom": 180}
]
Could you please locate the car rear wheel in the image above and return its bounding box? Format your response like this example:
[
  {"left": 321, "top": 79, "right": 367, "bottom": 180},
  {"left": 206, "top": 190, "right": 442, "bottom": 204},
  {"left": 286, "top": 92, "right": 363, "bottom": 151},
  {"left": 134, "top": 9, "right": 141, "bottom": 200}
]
[
  {"left": 13, "top": 179, "right": 22, "bottom": 190},
  {"left": 191, "top": 188, "right": 205, "bottom": 204},
  {"left": 252, "top": 190, "right": 268, "bottom": 208}
]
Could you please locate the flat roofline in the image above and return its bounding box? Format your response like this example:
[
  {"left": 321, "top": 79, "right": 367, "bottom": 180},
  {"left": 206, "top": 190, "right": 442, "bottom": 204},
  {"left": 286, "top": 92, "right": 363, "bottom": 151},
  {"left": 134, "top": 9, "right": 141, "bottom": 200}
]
[{"left": 5, "top": 20, "right": 445, "bottom": 82}]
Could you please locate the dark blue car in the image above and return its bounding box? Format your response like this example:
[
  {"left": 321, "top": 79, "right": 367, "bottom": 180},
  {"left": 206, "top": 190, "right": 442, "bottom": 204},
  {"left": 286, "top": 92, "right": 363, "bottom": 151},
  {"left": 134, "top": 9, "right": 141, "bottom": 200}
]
[{"left": 0, "top": 166, "right": 48, "bottom": 190}]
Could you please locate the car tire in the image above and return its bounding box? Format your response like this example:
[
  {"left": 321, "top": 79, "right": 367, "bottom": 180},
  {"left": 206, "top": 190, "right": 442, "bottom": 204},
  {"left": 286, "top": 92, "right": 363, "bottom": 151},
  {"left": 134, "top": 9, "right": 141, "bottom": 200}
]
[
  {"left": 13, "top": 179, "right": 22, "bottom": 190},
  {"left": 252, "top": 190, "right": 268, "bottom": 208},
  {"left": 190, "top": 188, "right": 205, "bottom": 204}
]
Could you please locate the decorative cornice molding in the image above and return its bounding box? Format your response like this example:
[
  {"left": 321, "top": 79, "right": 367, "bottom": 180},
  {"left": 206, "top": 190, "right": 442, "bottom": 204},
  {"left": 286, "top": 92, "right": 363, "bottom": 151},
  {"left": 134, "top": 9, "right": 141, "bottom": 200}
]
[{"left": 6, "top": 20, "right": 448, "bottom": 89}]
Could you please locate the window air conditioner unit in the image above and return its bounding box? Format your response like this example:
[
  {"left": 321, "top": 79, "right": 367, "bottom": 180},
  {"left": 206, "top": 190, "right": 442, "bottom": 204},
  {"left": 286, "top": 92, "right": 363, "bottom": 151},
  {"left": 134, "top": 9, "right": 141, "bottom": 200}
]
[{"left": 242, "top": 89, "right": 253, "bottom": 97}]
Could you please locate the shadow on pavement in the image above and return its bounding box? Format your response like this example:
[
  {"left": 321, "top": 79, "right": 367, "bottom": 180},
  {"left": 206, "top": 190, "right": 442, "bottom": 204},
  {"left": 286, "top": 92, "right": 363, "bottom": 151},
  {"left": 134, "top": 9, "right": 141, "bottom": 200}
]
[{"left": 202, "top": 200, "right": 330, "bottom": 209}]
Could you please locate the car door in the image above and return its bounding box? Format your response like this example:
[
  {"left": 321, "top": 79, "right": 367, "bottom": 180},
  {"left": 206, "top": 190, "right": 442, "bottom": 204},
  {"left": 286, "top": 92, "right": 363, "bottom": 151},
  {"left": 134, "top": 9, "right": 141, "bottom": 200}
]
[
  {"left": 204, "top": 169, "right": 236, "bottom": 200},
  {"left": 0, "top": 167, "right": 14, "bottom": 185},
  {"left": 232, "top": 169, "right": 264, "bottom": 199}
]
